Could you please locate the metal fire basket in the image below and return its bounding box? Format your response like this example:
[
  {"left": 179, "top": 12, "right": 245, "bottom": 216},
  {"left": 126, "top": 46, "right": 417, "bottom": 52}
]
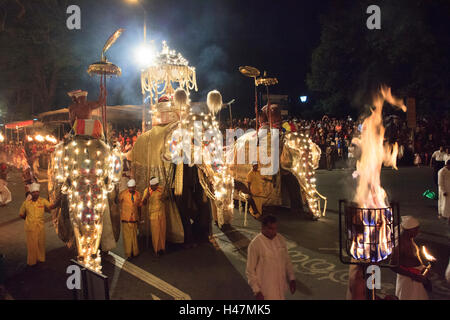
[
  {"left": 338, "top": 200, "right": 401, "bottom": 300},
  {"left": 339, "top": 200, "right": 401, "bottom": 265}
]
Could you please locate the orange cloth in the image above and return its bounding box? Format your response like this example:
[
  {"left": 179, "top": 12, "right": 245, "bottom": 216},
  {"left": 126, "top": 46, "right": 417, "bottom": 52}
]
[
  {"left": 73, "top": 119, "right": 104, "bottom": 139},
  {"left": 119, "top": 190, "right": 142, "bottom": 222},
  {"left": 143, "top": 186, "right": 166, "bottom": 253},
  {"left": 19, "top": 198, "right": 51, "bottom": 265}
]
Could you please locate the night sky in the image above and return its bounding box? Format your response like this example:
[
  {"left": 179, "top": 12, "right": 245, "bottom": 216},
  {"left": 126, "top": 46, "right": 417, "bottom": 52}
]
[{"left": 53, "top": 0, "right": 331, "bottom": 118}]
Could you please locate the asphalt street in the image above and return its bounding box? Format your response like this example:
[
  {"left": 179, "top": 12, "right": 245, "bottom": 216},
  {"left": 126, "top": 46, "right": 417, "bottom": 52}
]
[{"left": 0, "top": 166, "right": 449, "bottom": 300}]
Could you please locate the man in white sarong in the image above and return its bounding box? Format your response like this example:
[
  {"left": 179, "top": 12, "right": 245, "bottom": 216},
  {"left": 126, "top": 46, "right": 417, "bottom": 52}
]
[
  {"left": 246, "top": 215, "right": 296, "bottom": 300},
  {"left": 391, "top": 216, "right": 431, "bottom": 300},
  {"left": 438, "top": 160, "right": 450, "bottom": 224}
]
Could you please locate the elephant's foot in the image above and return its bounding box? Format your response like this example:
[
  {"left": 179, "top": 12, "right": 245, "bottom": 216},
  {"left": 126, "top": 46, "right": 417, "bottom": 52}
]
[
  {"left": 248, "top": 207, "right": 262, "bottom": 220},
  {"left": 305, "top": 212, "right": 319, "bottom": 221}
]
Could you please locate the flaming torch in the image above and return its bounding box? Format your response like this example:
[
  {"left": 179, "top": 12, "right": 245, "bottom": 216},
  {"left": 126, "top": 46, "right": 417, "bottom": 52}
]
[
  {"left": 421, "top": 246, "right": 436, "bottom": 276},
  {"left": 34, "top": 134, "right": 45, "bottom": 142},
  {"left": 45, "top": 135, "right": 58, "bottom": 144},
  {"left": 339, "top": 85, "right": 406, "bottom": 299}
]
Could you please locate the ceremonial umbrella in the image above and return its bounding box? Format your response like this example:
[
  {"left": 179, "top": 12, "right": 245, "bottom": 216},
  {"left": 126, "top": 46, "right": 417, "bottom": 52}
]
[
  {"left": 239, "top": 66, "right": 260, "bottom": 131},
  {"left": 255, "top": 71, "right": 278, "bottom": 129},
  {"left": 87, "top": 28, "right": 124, "bottom": 141}
]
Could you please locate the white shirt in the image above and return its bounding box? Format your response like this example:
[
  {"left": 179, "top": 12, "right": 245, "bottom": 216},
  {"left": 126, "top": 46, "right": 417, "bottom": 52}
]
[
  {"left": 246, "top": 233, "right": 295, "bottom": 300},
  {"left": 444, "top": 153, "right": 450, "bottom": 163},
  {"left": 438, "top": 167, "right": 450, "bottom": 218},
  {"left": 432, "top": 150, "right": 447, "bottom": 162}
]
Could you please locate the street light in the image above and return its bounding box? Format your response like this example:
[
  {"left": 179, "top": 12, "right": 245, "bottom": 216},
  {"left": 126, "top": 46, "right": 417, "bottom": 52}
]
[
  {"left": 126, "top": 0, "right": 147, "bottom": 43},
  {"left": 135, "top": 44, "right": 156, "bottom": 68},
  {"left": 126, "top": 0, "right": 149, "bottom": 132}
]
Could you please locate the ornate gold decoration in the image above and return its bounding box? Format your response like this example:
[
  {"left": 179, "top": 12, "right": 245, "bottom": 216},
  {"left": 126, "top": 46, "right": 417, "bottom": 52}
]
[
  {"left": 87, "top": 28, "right": 124, "bottom": 77},
  {"left": 239, "top": 66, "right": 260, "bottom": 78},
  {"left": 255, "top": 77, "right": 278, "bottom": 86},
  {"left": 87, "top": 61, "right": 122, "bottom": 76},
  {"left": 141, "top": 41, "right": 197, "bottom": 105}
]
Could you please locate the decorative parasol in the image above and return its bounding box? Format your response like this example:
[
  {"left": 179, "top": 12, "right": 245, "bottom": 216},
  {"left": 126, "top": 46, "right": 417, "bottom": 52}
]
[
  {"left": 239, "top": 66, "right": 260, "bottom": 79},
  {"left": 87, "top": 28, "right": 124, "bottom": 140},
  {"left": 239, "top": 66, "right": 261, "bottom": 131},
  {"left": 87, "top": 28, "right": 124, "bottom": 77},
  {"left": 256, "top": 71, "right": 278, "bottom": 128},
  {"left": 141, "top": 41, "right": 197, "bottom": 106}
]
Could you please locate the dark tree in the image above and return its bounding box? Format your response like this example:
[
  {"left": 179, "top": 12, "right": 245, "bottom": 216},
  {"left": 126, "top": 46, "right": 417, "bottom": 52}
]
[
  {"left": 0, "top": 0, "right": 83, "bottom": 121},
  {"left": 307, "top": 0, "right": 450, "bottom": 117}
]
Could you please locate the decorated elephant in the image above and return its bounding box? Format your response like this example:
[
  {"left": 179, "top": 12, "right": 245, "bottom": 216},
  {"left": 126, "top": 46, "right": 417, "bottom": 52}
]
[
  {"left": 48, "top": 122, "right": 122, "bottom": 272},
  {"left": 129, "top": 88, "right": 234, "bottom": 244},
  {"left": 228, "top": 107, "right": 326, "bottom": 219}
]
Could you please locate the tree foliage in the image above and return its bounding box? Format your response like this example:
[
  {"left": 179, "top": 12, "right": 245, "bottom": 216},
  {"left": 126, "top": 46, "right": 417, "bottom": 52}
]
[
  {"left": 0, "top": 0, "right": 83, "bottom": 121},
  {"left": 307, "top": 0, "right": 450, "bottom": 117}
]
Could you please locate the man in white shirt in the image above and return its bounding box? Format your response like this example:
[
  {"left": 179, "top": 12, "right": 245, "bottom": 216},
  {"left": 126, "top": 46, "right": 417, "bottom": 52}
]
[
  {"left": 444, "top": 148, "right": 450, "bottom": 163},
  {"left": 438, "top": 160, "right": 450, "bottom": 224},
  {"left": 431, "top": 146, "right": 446, "bottom": 186},
  {"left": 246, "top": 215, "right": 296, "bottom": 300}
]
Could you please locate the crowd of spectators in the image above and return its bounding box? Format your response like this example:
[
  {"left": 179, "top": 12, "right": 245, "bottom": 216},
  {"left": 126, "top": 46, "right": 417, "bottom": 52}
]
[
  {"left": 1, "top": 113, "right": 448, "bottom": 173},
  {"left": 222, "top": 114, "right": 450, "bottom": 170},
  {"left": 109, "top": 127, "right": 142, "bottom": 153}
]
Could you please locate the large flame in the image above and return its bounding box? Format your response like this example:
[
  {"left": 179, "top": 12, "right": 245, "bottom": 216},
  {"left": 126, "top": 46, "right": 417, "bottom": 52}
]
[{"left": 350, "top": 85, "right": 406, "bottom": 262}]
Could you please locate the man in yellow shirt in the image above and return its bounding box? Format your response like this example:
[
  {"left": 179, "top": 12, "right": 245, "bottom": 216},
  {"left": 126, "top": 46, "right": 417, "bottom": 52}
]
[
  {"left": 247, "top": 162, "right": 266, "bottom": 219},
  {"left": 19, "top": 183, "right": 59, "bottom": 266},
  {"left": 141, "top": 177, "right": 166, "bottom": 256},
  {"left": 118, "top": 179, "right": 142, "bottom": 260}
]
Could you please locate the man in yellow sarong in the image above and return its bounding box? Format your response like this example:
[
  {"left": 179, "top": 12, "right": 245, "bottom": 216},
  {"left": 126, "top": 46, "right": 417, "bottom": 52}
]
[
  {"left": 247, "top": 162, "right": 265, "bottom": 219},
  {"left": 18, "top": 183, "right": 60, "bottom": 266},
  {"left": 142, "top": 177, "right": 166, "bottom": 256},
  {"left": 118, "top": 179, "right": 142, "bottom": 260}
]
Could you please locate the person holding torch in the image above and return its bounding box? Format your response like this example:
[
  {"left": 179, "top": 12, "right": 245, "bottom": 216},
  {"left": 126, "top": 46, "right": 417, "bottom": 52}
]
[{"left": 390, "top": 216, "right": 431, "bottom": 300}]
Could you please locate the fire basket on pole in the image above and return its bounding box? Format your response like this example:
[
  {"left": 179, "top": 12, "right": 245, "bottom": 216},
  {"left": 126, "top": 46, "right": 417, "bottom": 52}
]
[{"left": 339, "top": 200, "right": 401, "bottom": 300}]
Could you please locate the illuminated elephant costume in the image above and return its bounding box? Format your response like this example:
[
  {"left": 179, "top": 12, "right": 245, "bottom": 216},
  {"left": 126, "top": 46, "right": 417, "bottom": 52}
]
[
  {"left": 229, "top": 105, "right": 326, "bottom": 219},
  {"left": 49, "top": 122, "right": 122, "bottom": 272},
  {"left": 130, "top": 89, "right": 234, "bottom": 233}
]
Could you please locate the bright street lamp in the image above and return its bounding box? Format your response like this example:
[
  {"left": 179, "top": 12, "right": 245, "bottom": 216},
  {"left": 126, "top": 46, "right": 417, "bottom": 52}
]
[
  {"left": 135, "top": 44, "right": 156, "bottom": 68},
  {"left": 126, "top": 0, "right": 150, "bottom": 132}
]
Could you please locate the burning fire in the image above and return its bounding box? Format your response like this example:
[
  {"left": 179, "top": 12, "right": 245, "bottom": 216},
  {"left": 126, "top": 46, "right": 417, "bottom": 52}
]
[
  {"left": 45, "top": 135, "right": 57, "bottom": 144},
  {"left": 34, "top": 134, "right": 44, "bottom": 142},
  {"left": 0, "top": 133, "right": 4, "bottom": 143},
  {"left": 350, "top": 85, "right": 406, "bottom": 262},
  {"left": 422, "top": 246, "right": 436, "bottom": 262}
]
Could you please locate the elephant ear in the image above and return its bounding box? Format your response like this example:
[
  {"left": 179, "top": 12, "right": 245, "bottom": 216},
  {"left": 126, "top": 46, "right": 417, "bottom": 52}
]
[
  {"left": 161, "top": 121, "right": 182, "bottom": 163},
  {"left": 130, "top": 132, "right": 145, "bottom": 166},
  {"left": 280, "top": 139, "right": 294, "bottom": 169}
]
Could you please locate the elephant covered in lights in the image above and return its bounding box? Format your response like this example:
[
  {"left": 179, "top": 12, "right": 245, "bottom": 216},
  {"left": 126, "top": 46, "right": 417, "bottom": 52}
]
[
  {"left": 129, "top": 89, "right": 234, "bottom": 236},
  {"left": 49, "top": 135, "right": 122, "bottom": 272},
  {"left": 228, "top": 125, "right": 326, "bottom": 219}
]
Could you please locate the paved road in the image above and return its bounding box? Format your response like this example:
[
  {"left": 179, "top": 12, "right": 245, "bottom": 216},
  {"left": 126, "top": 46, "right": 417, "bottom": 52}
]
[{"left": 0, "top": 167, "right": 449, "bottom": 300}]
